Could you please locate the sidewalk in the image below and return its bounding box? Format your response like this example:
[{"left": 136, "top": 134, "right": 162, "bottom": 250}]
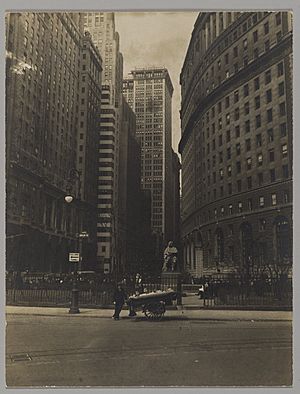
[{"left": 5, "top": 305, "right": 292, "bottom": 321}]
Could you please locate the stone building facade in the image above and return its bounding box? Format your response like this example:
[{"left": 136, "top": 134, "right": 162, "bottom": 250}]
[
  {"left": 6, "top": 13, "right": 101, "bottom": 272},
  {"left": 179, "top": 12, "right": 293, "bottom": 279}
]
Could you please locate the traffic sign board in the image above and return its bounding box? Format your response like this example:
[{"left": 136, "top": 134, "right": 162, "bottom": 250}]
[
  {"left": 69, "top": 253, "right": 80, "bottom": 262},
  {"left": 79, "top": 232, "right": 89, "bottom": 238}
]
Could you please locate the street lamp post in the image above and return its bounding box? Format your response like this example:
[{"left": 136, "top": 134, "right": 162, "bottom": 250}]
[
  {"left": 65, "top": 169, "right": 81, "bottom": 314},
  {"left": 69, "top": 261, "right": 80, "bottom": 314}
]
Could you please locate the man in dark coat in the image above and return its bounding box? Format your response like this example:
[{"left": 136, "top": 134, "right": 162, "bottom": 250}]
[{"left": 112, "top": 284, "right": 127, "bottom": 320}]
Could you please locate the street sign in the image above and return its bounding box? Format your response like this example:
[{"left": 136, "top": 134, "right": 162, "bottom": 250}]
[
  {"left": 69, "top": 253, "right": 80, "bottom": 262},
  {"left": 79, "top": 232, "right": 89, "bottom": 238}
]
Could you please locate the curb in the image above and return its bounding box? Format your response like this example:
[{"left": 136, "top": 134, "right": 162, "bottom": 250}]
[
  {"left": 6, "top": 303, "right": 292, "bottom": 312},
  {"left": 183, "top": 306, "right": 293, "bottom": 311},
  {"left": 5, "top": 311, "right": 292, "bottom": 322}
]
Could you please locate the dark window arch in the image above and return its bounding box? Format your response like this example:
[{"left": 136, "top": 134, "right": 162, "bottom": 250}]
[
  {"left": 195, "top": 231, "right": 203, "bottom": 247},
  {"left": 240, "top": 222, "right": 253, "bottom": 275},
  {"left": 274, "top": 216, "right": 290, "bottom": 263},
  {"left": 214, "top": 228, "right": 224, "bottom": 265}
]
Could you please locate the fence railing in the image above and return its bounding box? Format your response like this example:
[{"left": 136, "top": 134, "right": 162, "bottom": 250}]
[
  {"left": 6, "top": 281, "right": 293, "bottom": 310},
  {"left": 213, "top": 291, "right": 292, "bottom": 307},
  {"left": 6, "top": 289, "right": 114, "bottom": 307}
]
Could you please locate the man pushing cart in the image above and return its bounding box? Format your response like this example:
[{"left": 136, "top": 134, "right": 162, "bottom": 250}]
[{"left": 127, "top": 289, "right": 177, "bottom": 320}]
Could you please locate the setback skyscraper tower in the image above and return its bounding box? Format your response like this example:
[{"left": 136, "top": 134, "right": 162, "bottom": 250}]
[{"left": 83, "top": 12, "right": 123, "bottom": 275}]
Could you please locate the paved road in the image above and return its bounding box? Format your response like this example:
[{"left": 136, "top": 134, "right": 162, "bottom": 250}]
[{"left": 6, "top": 314, "right": 292, "bottom": 387}]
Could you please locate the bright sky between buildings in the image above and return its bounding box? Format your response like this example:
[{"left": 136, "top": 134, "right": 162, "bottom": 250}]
[{"left": 115, "top": 12, "right": 198, "bottom": 152}]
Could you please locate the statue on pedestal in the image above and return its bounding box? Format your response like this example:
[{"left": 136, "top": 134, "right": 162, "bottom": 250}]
[{"left": 162, "top": 241, "right": 178, "bottom": 272}]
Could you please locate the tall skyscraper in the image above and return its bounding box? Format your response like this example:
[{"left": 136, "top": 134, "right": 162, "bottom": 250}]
[
  {"left": 83, "top": 12, "right": 124, "bottom": 275},
  {"left": 123, "top": 68, "right": 176, "bottom": 258},
  {"left": 119, "top": 99, "right": 144, "bottom": 276},
  {"left": 179, "top": 12, "right": 293, "bottom": 279},
  {"left": 77, "top": 31, "right": 102, "bottom": 268},
  {"left": 171, "top": 150, "right": 181, "bottom": 250},
  {"left": 6, "top": 13, "right": 102, "bottom": 272},
  {"left": 97, "top": 85, "right": 118, "bottom": 275},
  {"left": 82, "top": 12, "right": 123, "bottom": 108}
]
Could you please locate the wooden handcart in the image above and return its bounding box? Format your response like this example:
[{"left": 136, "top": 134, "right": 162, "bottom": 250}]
[{"left": 127, "top": 289, "right": 177, "bottom": 320}]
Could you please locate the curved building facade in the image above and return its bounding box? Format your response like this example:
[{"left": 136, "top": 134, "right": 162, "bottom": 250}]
[{"left": 179, "top": 12, "right": 293, "bottom": 279}]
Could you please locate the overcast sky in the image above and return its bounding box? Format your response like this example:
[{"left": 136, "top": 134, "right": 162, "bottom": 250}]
[{"left": 115, "top": 12, "right": 198, "bottom": 152}]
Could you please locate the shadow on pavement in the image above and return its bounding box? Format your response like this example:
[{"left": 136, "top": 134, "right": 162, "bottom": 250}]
[{"left": 121, "top": 316, "right": 189, "bottom": 322}]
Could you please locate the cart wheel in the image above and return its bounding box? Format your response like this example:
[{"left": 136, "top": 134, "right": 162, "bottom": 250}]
[
  {"left": 144, "top": 308, "right": 156, "bottom": 320},
  {"left": 144, "top": 309, "right": 164, "bottom": 321},
  {"left": 144, "top": 302, "right": 165, "bottom": 321}
]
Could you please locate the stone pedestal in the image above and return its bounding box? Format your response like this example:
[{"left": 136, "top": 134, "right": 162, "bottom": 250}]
[{"left": 161, "top": 271, "right": 182, "bottom": 305}]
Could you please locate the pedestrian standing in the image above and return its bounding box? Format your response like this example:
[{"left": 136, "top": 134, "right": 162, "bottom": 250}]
[
  {"left": 135, "top": 273, "right": 143, "bottom": 294},
  {"left": 112, "top": 284, "right": 127, "bottom": 320}
]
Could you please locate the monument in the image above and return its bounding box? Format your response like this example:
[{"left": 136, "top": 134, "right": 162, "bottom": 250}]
[{"left": 161, "top": 241, "right": 182, "bottom": 305}]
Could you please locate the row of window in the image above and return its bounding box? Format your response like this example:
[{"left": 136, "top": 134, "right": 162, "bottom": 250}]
[
  {"left": 202, "top": 138, "right": 288, "bottom": 169},
  {"left": 209, "top": 160, "right": 289, "bottom": 180},
  {"left": 184, "top": 12, "right": 278, "bottom": 84},
  {"left": 202, "top": 122, "right": 287, "bottom": 159},
  {"left": 188, "top": 31, "right": 286, "bottom": 126},
  {"left": 204, "top": 164, "right": 289, "bottom": 190},
  {"left": 144, "top": 172, "right": 163, "bottom": 177},
  {"left": 199, "top": 108, "right": 287, "bottom": 154},
  {"left": 203, "top": 14, "right": 282, "bottom": 79},
  {"left": 201, "top": 190, "right": 290, "bottom": 224},
  {"left": 134, "top": 72, "right": 165, "bottom": 79},
  {"left": 201, "top": 12, "right": 282, "bottom": 94},
  {"left": 202, "top": 62, "right": 284, "bottom": 124},
  {"left": 143, "top": 142, "right": 163, "bottom": 147},
  {"left": 203, "top": 89, "right": 285, "bottom": 135},
  {"left": 142, "top": 177, "right": 163, "bottom": 183},
  {"left": 144, "top": 159, "right": 163, "bottom": 165},
  {"left": 200, "top": 165, "right": 290, "bottom": 202},
  {"left": 191, "top": 30, "right": 285, "bottom": 104}
]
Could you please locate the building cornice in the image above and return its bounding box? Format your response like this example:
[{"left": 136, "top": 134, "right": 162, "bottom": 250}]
[
  {"left": 182, "top": 202, "right": 293, "bottom": 239},
  {"left": 181, "top": 178, "right": 293, "bottom": 227}
]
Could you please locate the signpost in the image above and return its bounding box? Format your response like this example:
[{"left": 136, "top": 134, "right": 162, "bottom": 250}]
[
  {"left": 69, "top": 253, "right": 80, "bottom": 262},
  {"left": 79, "top": 231, "right": 89, "bottom": 238},
  {"left": 68, "top": 232, "right": 89, "bottom": 314}
]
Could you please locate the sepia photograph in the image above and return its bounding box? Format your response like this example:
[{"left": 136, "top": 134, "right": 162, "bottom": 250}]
[{"left": 5, "top": 6, "right": 293, "bottom": 388}]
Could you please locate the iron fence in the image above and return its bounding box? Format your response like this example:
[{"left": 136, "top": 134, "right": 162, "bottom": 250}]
[
  {"left": 198, "top": 282, "right": 293, "bottom": 310},
  {"left": 6, "top": 289, "right": 114, "bottom": 307},
  {"left": 6, "top": 276, "right": 179, "bottom": 308},
  {"left": 212, "top": 290, "right": 292, "bottom": 308},
  {"left": 6, "top": 276, "right": 292, "bottom": 309}
]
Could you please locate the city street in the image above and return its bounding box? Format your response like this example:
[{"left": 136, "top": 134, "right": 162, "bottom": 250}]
[
  {"left": 6, "top": 313, "right": 292, "bottom": 387},
  {"left": 5, "top": 9, "right": 294, "bottom": 390}
]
